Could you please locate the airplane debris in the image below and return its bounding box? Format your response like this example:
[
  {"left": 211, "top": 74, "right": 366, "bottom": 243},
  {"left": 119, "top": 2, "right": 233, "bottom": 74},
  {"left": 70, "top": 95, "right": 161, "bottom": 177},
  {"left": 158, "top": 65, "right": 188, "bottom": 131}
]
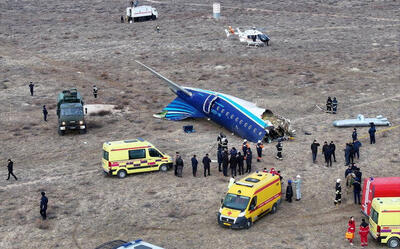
[{"left": 333, "top": 114, "right": 391, "bottom": 127}]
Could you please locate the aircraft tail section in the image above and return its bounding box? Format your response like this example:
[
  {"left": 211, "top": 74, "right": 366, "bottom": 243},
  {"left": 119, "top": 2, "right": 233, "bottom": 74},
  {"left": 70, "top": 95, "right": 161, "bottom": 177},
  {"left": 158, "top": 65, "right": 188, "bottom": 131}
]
[{"left": 154, "top": 97, "right": 205, "bottom": 121}]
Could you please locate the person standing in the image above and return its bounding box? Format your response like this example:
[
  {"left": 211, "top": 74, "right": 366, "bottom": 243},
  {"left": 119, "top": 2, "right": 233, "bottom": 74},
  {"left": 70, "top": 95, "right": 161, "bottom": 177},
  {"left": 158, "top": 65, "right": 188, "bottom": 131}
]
[
  {"left": 242, "top": 139, "right": 249, "bottom": 158},
  {"left": 347, "top": 216, "right": 356, "bottom": 246},
  {"left": 217, "top": 148, "right": 222, "bottom": 172},
  {"left": 329, "top": 141, "right": 336, "bottom": 162},
  {"left": 202, "top": 154, "right": 211, "bottom": 177},
  {"left": 334, "top": 179, "right": 342, "bottom": 207},
  {"left": 353, "top": 139, "right": 362, "bottom": 160},
  {"left": 359, "top": 218, "right": 369, "bottom": 247},
  {"left": 256, "top": 140, "right": 264, "bottom": 162},
  {"left": 229, "top": 147, "right": 237, "bottom": 177},
  {"left": 191, "top": 155, "right": 198, "bottom": 177},
  {"left": 285, "top": 180, "right": 293, "bottom": 203},
  {"left": 369, "top": 123, "right": 376, "bottom": 144},
  {"left": 40, "top": 192, "right": 48, "bottom": 220},
  {"left": 293, "top": 175, "right": 302, "bottom": 201},
  {"left": 6, "top": 159, "right": 18, "bottom": 181},
  {"left": 245, "top": 149, "right": 252, "bottom": 173},
  {"left": 322, "top": 141, "right": 332, "bottom": 167},
  {"left": 93, "top": 85, "right": 98, "bottom": 98},
  {"left": 344, "top": 143, "right": 351, "bottom": 166},
  {"left": 352, "top": 128, "right": 358, "bottom": 142},
  {"left": 220, "top": 136, "right": 228, "bottom": 151},
  {"left": 326, "top": 97, "right": 332, "bottom": 113},
  {"left": 353, "top": 177, "right": 361, "bottom": 205},
  {"left": 120, "top": 15, "right": 124, "bottom": 23},
  {"left": 311, "top": 140, "right": 320, "bottom": 163},
  {"left": 174, "top": 152, "right": 180, "bottom": 176},
  {"left": 349, "top": 143, "right": 355, "bottom": 165},
  {"left": 217, "top": 132, "right": 224, "bottom": 150},
  {"left": 176, "top": 155, "right": 184, "bottom": 177},
  {"left": 332, "top": 97, "right": 338, "bottom": 114},
  {"left": 42, "top": 105, "right": 48, "bottom": 121},
  {"left": 237, "top": 152, "right": 244, "bottom": 175},
  {"left": 222, "top": 149, "right": 229, "bottom": 177},
  {"left": 275, "top": 141, "right": 283, "bottom": 160},
  {"left": 29, "top": 82, "right": 35, "bottom": 96}
]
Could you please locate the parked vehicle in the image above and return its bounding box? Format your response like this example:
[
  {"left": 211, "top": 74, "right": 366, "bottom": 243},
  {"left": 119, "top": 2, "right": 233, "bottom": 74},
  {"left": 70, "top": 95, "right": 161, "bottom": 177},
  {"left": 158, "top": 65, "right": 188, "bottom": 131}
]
[
  {"left": 362, "top": 177, "right": 400, "bottom": 216},
  {"left": 126, "top": 5, "right": 158, "bottom": 22},
  {"left": 95, "top": 239, "right": 164, "bottom": 249},
  {"left": 57, "top": 88, "right": 86, "bottom": 135},
  {"left": 218, "top": 171, "right": 281, "bottom": 229}
]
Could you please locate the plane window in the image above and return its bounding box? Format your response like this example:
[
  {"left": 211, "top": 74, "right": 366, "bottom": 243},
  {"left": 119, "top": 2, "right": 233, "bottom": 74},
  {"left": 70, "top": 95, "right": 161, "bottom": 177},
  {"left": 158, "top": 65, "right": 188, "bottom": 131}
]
[
  {"left": 221, "top": 109, "right": 225, "bottom": 114},
  {"left": 235, "top": 117, "right": 239, "bottom": 122},
  {"left": 230, "top": 114, "right": 234, "bottom": 119},
  {"left": 216, "top": 106, "right": 220, "bottom": 111},
  {"left": 258, "top": 131, "right": 263, "bottom": 136},
  {"left": 248, "top": 125, "right": 252, "bottom": 130},
  {"left": 253, "top": 128, "right": 257, "bottom": 133},
  {"left": 244, "top": 123, "right": 248, "bottom": 127},
  {"left": 239, "top": 120, "right": 243, "bottom": 125},
  {"left": 226, "top": 112, "right": 230, "bottom": 117}
]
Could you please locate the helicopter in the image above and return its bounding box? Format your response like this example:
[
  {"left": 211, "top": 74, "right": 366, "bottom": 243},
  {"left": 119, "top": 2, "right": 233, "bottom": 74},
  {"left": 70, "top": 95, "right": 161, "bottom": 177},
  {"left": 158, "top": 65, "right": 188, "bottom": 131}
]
[{"left": 225, "top": 26, "right": 270, "bottom": 47}]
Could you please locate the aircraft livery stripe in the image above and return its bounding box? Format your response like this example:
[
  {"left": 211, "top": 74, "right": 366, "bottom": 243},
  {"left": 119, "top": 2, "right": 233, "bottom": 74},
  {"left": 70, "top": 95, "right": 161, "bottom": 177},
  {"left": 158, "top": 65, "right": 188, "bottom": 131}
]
[{"left": 190, "top": 88, "right": 266, "bottom": 128}]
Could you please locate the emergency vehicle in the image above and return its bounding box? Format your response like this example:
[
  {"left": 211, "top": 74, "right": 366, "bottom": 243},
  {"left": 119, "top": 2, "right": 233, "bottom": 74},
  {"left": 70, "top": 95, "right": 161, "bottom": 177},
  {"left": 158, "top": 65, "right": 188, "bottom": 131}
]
[
  {"left": 102, "top": 138, "right": 173, "bottom": 178},
  {"left": 218, "top": 171, "right": 281, "bottom": 229},
  {"left": 126, "top": 5, "right": 158, "bottom": 22},
  {"left": 369, "top": 197, "right": 400, "bottom": 248},
  {"left": 362, "top": 177, "right": 400, "bottom": 216}
]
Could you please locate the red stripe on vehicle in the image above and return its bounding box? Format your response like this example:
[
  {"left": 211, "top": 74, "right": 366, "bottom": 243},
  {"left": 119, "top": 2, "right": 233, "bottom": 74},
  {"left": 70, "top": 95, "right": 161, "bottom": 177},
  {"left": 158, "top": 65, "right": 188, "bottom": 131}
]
[
  {"left": 254, "top": 178, "right": 280, "bottom": 195},
  {"left": 249, "top": 193, "right": 281, "bottom": 213},
  {"left": 382, "top": 210, "right": 400, "bottom": 213},
  {"left": 111, "top": 146, "right": 150, "bottom": 151}
]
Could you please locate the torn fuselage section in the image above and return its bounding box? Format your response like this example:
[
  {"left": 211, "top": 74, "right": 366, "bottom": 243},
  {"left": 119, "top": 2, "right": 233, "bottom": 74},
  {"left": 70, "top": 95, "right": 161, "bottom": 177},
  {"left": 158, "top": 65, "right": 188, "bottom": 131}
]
[{"left": 262, "top": 109, "right": 296, "bottom": 142}]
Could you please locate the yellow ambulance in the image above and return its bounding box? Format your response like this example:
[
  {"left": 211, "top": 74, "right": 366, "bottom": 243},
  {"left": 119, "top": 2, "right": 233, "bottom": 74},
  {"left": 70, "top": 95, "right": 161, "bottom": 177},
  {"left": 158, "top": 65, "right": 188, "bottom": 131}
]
[
  {"left": 102, "top": 138, "right": 173, "bottom": 178},
  {"left": 218, "top": 171, "right": 281, "bottom": 229},
  {"left": 369, "top": 197, "right": 400, "bottom": 248}
]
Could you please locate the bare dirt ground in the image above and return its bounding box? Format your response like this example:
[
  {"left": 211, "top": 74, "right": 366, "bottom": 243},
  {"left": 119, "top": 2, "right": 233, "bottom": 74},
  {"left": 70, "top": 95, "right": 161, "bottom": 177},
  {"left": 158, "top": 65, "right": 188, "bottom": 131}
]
[{"left": 0, "top": 0, "right": 399, "bottom": 248}]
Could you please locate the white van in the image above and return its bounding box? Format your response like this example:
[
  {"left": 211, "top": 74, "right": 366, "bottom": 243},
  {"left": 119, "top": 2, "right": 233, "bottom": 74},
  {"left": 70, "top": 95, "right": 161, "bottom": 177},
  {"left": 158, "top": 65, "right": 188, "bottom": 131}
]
[{"left": 126, "top": 6, "right": 158, "bottom": 22}]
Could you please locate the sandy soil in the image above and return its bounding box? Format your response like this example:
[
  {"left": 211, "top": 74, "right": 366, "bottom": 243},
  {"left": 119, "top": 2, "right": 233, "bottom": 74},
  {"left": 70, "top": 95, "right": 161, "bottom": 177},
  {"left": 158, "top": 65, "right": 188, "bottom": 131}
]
[{"left": 0, "top": 0, "right": 399, "bottom": 248}]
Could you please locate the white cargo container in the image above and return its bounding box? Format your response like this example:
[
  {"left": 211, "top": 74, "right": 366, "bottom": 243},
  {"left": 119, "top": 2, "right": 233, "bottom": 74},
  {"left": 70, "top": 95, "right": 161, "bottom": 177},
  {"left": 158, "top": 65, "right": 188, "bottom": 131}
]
[{"left": 126, "top": 5, "right": 158, "bottom": 22}]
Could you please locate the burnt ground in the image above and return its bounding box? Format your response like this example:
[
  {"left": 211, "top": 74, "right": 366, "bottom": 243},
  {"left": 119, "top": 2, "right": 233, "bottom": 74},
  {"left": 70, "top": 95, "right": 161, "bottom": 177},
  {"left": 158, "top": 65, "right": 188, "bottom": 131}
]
[{"left": 0, "top": 0, "right": 399, "bottom": 248}]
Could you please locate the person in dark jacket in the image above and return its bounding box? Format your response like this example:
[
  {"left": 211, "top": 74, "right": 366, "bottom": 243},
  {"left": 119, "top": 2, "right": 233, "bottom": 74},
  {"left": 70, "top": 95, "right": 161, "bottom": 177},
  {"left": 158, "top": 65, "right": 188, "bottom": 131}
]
[
  {"left": 332, "top": 97, "right": 338, "bottom": 114},
  {"left": 345, "top": 165, "right": 353, "bottom": 180},
  {"left": 369, "top": 123, "right": 376, "bottom": 144},
  {"left": 349, "top": 143, "right": 355, "bottom": 165},
  {"left": 174, "top": 152, "right": 179, "bottom": 176},
  {"left": 229, "top": 147, "right": 237, "bottom": 177},
  {"left": 222, "top": 149, "right": 229, "bottom": 177},
  {"left": 176, "top": 155, "right": 184, "bottom": 177},
  {"left": 237, "top": 152, "right": 244, "bottom": 175},
  {"left": 217, "top": 148, "right": 222, "bottom": 172},
  {"left": 334, "top": 179, "right": 342, "bottom": 207},
  {"left": 276, "top": 141, "right": 283, "bottom": 160},
  {"left": 246, "top": 149, "right": 252, "bottom": 173},
  {"left": 93, "top": 85, "right": 98, "bottom": 98},
  {"left": 202, "top": 154, "right": 211, "bottom": 177},
  {"left": 311, "top": 140, "right": 320, "bottom": 163},
  {"left": 286, "top": 180, "right": 293, "bottom": 203},
  {"left": 326, "top": 97, "right": 332, "bottom": 113},
  {"left": 353, "top": 177, "right": 361, "bottom": 204},
  {"left": 344, "top": 143, "right": 351, "bottom": 166},
  {"left": 354, "top": 168, "right": 362, "bottom": 184},
  {"left": 217, "top": 132, "right": 224, "bottom": 150},
  {"left": 329, "top": 141, "right": 336, "bottom": 162},
  {"left": 322, "top": 141, "right": 332, "bottom": 167},
  {"left": 353, "top": 139, "right": 362, "bottom": 159},
  {"left": 242, "top": 140, "right": 249, "bottom": 156},
  {"left": 256, "top": 140, "right": 264, "bottom": 162},
  {"left": 42, "top": 105, "right": 48, "bottom": 121},
  {"left": 352, "top": 128, "right": 357, "bottom": 142},
  {"left": 29, "top": 82, "right": 35, "bottom": 96},
  {"left": 40, "top": 192, "right": 48, "bottom": 220},
  {"left": 6, "top": 159, "right": 18, "bottom": 180},
  {"left": 191, "top": 155, "right": 198, "bottom": 177}
]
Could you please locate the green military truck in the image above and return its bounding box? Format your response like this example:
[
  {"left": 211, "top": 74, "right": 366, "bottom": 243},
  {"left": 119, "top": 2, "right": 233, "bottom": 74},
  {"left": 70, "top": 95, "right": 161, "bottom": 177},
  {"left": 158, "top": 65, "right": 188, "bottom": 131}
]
[{"left": 57, "top": 88, "right": 87, "bottom": 135}]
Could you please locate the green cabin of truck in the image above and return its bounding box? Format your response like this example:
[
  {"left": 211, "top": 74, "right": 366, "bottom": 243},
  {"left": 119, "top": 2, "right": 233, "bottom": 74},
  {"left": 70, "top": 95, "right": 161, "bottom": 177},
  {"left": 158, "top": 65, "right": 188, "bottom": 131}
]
[{"left": 57, "top": 88, "right": 86, "bottom": 135}]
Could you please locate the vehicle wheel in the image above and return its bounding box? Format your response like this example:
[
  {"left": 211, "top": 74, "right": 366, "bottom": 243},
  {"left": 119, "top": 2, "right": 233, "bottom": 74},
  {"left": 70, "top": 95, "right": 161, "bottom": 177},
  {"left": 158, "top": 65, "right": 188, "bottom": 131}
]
[
  {"left": 159, "top": 164, "right": 168, "bottom": 172},
  {"left": 245, "top": 218, "right": 252, "bottom": 229},
  {"left": 58, "top": 130, "right": 65, "bottom": 136},
  {"left": 388, "top": 238, "right": 400, "bottom": 248},
  {"left": 117, "top": 170, "right": 127, "bottom": 179},
  {"left": 79, "top": 129, "right": 87, "bottom": 134},
  {"left": 271, "top": 203, "right": 277, "bottom": 214},
  {"left": 151, "top": 14, "right": 156, "bottom": 20}
]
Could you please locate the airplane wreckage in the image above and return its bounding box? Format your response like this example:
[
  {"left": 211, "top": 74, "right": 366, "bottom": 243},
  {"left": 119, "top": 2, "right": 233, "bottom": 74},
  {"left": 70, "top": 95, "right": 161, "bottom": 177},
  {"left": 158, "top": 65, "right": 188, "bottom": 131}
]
[
  {"left": 333, "top": 114, "right": 391, "bottom": 127},
  {"left": 136, "top": 61, "right": 295, "bottom": 143}
]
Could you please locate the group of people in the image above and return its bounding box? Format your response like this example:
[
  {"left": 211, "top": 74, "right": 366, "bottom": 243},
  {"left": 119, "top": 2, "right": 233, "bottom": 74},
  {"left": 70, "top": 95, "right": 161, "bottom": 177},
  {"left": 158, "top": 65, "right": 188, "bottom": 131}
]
[
  {"left": 326, "top": 96, "right": 338, "bottom": 114},
  {"left": 311, "top": 140, "right": 336, "bottom": 166},
  {"left": 347, "top": 217, "right": 370, "bottom": 247}
]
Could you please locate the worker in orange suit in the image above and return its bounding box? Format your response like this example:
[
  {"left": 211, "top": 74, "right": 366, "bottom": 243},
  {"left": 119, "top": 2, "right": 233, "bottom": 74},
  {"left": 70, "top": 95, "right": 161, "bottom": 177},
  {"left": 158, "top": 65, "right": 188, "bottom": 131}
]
[
  {"left": 347, "top": 216, "right": 356, "bottom": 245},
  {"left": 359, "top": 218, "right": 369, "bottom": 247}
]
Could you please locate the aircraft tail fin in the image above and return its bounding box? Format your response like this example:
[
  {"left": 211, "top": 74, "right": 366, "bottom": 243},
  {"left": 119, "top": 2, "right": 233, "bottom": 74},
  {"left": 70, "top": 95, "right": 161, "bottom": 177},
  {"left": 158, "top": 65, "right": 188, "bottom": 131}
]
[
  {"left": 135, "top": 61, "right": 192, "bottom": 97},
  {"left": 156, "top": 97, "right": 205, "bottom": 120}
]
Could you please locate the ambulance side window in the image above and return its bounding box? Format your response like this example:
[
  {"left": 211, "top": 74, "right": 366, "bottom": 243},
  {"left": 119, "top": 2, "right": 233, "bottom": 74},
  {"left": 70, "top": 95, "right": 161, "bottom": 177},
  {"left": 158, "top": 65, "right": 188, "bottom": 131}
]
[
  {"left": 149, "top": 148, "right": 163, "bottom": 157},
  {"left": 128, "top": 149, "right": 146, "bottom": 159},
  {"left": 249, "top": 196, "right": 257, "bottom": 210}
]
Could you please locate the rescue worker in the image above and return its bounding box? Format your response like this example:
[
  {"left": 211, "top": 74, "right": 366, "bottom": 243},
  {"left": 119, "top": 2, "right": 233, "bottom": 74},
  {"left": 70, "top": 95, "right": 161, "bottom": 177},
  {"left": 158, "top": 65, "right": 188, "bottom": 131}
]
[
  {"left": 293, "top": 175, "right": 301, "bottom": 201},
  {"left": 346, "top": 173, "right": 355, "bottom": 195},
  {"left": 202, "top": 154, "right": 211, "bottom": 177},
  {"left": 217, "top": 132, "right": 224, "bottom": 150},
  {"left": 285, "top": 180, "right": 293, "bottom": 203},
  {"left": 352, "top": 128, "right": 358, "bottom": 141},
  {"left": 369, "top": 123, "right": 376, "bottom": 144},
  {"left": 245, "top": 149, "right": 252, "bottom": 173},
  {"left": 42, "top": 105, "right": 48, "bottom": 121},
  {"left": 349, "top": 142, "right": 355, "bottom": 165},
  {"left": 156, "top": 26, "right": 160, "bottom": 33},
  {"left": 29, "top": 82, "right": 35, "bottom": 96},
  {"left": 355, "top": 167, "right": 362, "bottom": 184},
  {"left": 359, "top": 218, "right": 369, "bottom": 247},
  {"left": 40, "top": 192, "right": 48, "bottom": 220},
  {"left": 275, "top": 141, "right": 283, "bottom": 160},
  {"left": 345, "top": 165, "right": 353, "bottom": 181},
  {"left": 176, "top": 155, "right": 184, "bottom": 177},
  {"left": 222, "top": 149, "right": 229, "bottom": 177},
  {"left": 332, "top": 97, "right": 338, "bottom": 114},
  {"left": 353, "top": 139, "right": 362, "bottom": 159},
  {"left": 93, "top": 85, "right": 98, "bottom": 98},
  {"left": 242, "top": 139, "right": 249, "bottom": 157},
  {"left": 329, "top": 141, "right": 336, "bottom": 162},
  {"left": 174, "top": 152, "right": 179, "bottom": 176},
  {"left": 237, "top": 152, "right": 244, "bottom": 175},
  {"left": 334, "top": 179, "right": 342, "bottom": 207},
  {"left": 311, "top": 140, "right": 320, "bottom": 163},
  {"left": 256, "top": 140, "right": 264, "bottom": 162},
  {"left": 191, "top": 155, "right": 198, "bottom": 177},
  {"left": 120, "top": 15, "right": 124, "bottom": 23},
  {"left": 344, "top": 143, "right": 351, "bottom": 166},
  {"left": 322, "top": 141, "right": 332, "bottom": 167},
  {"left": 217, "top": 148, "right": 222, "bottom": 172},
  {"left": 228, "top": 177, "right": 235, "bottom": 189},
  {"left": 347, "top": 216, "right": 356, "bottom": 245},
  {"left": 353, "top": 177, "right": 361, "bottom": 205},
  {"left": 6, "top": 159, "right": 17, "bottom": 181},
  {"left": 326, "top": 96, "right": 332, "bottom": 113},
  {"left": 229, "top": 147, "right": 237, "bottom": 177}
]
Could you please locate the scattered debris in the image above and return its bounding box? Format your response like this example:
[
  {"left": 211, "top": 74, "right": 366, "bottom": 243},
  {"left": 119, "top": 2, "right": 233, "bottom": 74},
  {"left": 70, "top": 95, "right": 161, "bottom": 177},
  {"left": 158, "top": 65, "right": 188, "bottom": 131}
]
[{"left": 333, "top": 114, "right": 391, "bottom": 127}]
